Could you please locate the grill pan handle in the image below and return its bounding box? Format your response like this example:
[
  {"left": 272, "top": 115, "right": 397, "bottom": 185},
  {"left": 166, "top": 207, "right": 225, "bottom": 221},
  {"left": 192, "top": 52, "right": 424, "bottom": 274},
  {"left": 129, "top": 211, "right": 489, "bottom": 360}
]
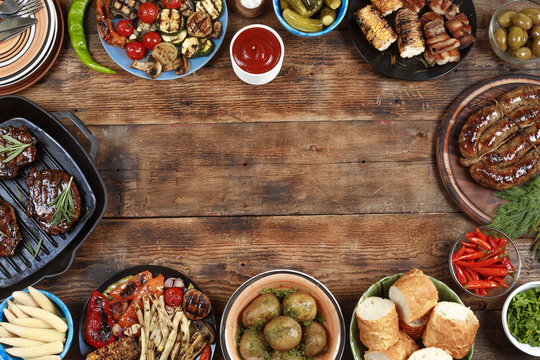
[{"left": 51, "top": 111, "right": 98, "bottom": 160}]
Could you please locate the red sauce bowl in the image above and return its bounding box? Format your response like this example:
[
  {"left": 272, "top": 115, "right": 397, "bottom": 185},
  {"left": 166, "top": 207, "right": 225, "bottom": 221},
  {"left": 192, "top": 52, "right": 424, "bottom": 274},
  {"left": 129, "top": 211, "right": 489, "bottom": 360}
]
[{"left": 230, "top": 24, "right": 284, "bottom": 85}]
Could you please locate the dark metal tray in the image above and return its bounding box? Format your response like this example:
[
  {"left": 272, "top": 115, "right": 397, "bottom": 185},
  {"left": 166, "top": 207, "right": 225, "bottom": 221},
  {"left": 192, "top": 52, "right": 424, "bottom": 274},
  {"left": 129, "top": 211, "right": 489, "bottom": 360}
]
[{"left": 0, "top": 96, "right": 107, "bottom": 298}]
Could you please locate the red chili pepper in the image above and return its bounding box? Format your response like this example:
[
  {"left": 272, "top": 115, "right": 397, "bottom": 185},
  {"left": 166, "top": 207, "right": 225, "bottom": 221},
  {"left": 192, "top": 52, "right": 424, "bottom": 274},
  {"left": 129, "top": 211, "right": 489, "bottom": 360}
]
[
  {"left": 464, "top": 247, "right": 476, "bottom": 253},
  {"left": 501, "top": 257, "right": 514, "bottom": 271},
  {"left": 493, "top": 276, "right": 509, "bottom": 288},
  {"left": 463, "top": 268, "right": 474, "bottom": 282},
  {"left": 465, "top": 232, "right": 476, "bottom": 238},
  {"left": 199, "top": 344, "right": 211, "bottom": 360},
  {"left": 84, "top": 291, "right": 117, "bottom": 349},
  {"left": 453, "top": 264, "right": 467, "bottom": 285},
  {"left": 479, "top": 288, "right": 488, "bottom": 296},
  {"left": 452, "top": 246, "right": 466, "bottom": 261},
  {"left": 475, "top": 228, "right": 488, "bottom": 241},
  {"left": 455, "top": 254, "right": 506, "bottom": 268},
  {"left": 465, "top": 280, "right": 499, "bottom": 289},
  {"left": 498, "top": 237, "right": 507, "bottom": 248},
  {"left": 468, "top": 236, "right": 492, "bottom": 250},
  {"left": 453, "top": 251, "right": 484, "bottom": 262},
  {"left": 473, "top": 267, "right": 510, "bottom": 277},
  {"left": 461, "top": 241, "right": 476, "bottom": 248},
  {"left": 478, "top": 247, "right": 504, "bottom": 261},
  {"left": 487, "top": 236, "right": 499, "bottom": 249}
]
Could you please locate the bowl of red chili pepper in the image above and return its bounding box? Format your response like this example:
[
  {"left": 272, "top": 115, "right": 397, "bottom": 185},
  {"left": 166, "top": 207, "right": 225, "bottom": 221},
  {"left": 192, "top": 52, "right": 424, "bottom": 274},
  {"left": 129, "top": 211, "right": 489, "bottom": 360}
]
[{"left": 450, "top": 226, "right": 521, "bottom": 298}]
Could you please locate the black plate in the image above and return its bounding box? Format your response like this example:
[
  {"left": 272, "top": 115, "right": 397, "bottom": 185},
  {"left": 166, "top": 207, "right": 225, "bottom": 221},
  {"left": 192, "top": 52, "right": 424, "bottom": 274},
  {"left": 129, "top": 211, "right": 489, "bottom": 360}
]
[
  {"left": 0, "top": 96, "right": 107, "bottom": 298},
  {"left": 347, "top": 1, "right": 477, "bottom": 81},
  {"left": 78, "top": 265, "right": 217, "bottom": 360}
]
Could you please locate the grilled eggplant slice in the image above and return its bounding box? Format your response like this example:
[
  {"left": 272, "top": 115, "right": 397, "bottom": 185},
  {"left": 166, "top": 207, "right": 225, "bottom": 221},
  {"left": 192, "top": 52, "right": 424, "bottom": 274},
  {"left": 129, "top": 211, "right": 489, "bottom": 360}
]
[
  {"left": 183, "top": 288, "right": 212, "bottom": 320},
  {"left": 179, "top": 0, "right": 195, "bottom": 17},
  {"left": 162, "top": 29, "right": 188, "bottom": 45},
  {"left": 110, "top": 0, "right": 145, "bottom": 20},
  {"left": 134, "top": 19, "right": 158, "bottom": 37},
  {"left": 181, "top": 36, "right": 201, "bottom": 58},
  {"left": 195, "top": 0, "right": 223, "bottom": 19},
  {"left": 158, "top": 8, "right": 184, "bottom": 35},
  {"left": 187, "top": 11, "right": 213, "bottom": 37},
  {"left": 208, "top": 20, "right": 222, "bottom": 39},
  {"left": 199, "top": 38, "right": 214, "bottom": 56}
]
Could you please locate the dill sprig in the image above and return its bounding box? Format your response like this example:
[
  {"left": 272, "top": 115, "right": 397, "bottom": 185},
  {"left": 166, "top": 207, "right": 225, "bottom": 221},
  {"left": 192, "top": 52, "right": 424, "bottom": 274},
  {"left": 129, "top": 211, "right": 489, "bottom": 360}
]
[
  {"left": 25, "top": 239, "right": 42, "bottom": 259},
  {"left": 489, "top": 175, "right": 540, "bottom": 257},
  {"left": 49, "top": 176, "right": 75, "bottom": 226},
  {"left": 0, "top": 135, "right": 31, "bottom": 163}
]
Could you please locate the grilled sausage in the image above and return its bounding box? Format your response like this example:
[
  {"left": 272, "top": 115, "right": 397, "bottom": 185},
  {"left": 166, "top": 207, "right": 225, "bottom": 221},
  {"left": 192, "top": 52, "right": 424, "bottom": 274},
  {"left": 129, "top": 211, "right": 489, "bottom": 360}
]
[
  {"left": 395, "top": 8, "right": 425, "bottom": 58},
  {"left": 459, "top": 104, "right": 504, "bottom": 160},
  {"left": 499, "top": 86, "right": 540, "bottom": 114},
  {"left": 477, "top": 117, "right": 519, "bottom": 157},
  {"left": 481, "top": 134, "right": 532, "bottom": 168}
]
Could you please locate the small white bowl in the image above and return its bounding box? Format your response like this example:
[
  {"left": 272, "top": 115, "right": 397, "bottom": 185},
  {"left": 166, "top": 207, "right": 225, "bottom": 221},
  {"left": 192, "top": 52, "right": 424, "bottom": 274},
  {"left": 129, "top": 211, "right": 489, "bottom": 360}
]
[
  {"left": 229, "top": 24, "right": 284, "bottom": 85},
  {"left": 502, "top": 281, "right": 540, "bottom": 356}
]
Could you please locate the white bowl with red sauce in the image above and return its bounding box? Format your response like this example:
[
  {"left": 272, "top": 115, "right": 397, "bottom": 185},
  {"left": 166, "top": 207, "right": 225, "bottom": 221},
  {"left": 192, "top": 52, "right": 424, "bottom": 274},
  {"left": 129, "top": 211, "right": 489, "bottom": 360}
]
[{"left": 230, "top": 24, "right": 284, "bottom": 85}]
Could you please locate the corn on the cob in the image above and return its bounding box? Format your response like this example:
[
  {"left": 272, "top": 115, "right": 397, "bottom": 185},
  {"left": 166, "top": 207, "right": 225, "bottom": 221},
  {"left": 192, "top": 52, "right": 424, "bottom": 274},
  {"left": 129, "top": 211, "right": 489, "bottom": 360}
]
[
  {"left": 395, "top": 8, "right": 425, "bottom": 58},
  {"left": 369, "top": 0, "right": 402, "bottom": 16},
  {"left": 354, "top": 5, "right": 397, "bottom": 51},
  {"left": 86, "top": 337, "right": 140, "bottom": 360}
]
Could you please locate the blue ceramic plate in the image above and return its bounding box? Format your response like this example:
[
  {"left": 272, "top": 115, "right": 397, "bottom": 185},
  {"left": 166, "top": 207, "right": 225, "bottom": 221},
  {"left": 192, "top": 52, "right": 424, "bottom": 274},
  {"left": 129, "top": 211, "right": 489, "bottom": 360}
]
[
  {"left": 99, "top": 4, "right": 228, "bottom": 80},
  {"left": 0, "top": 289, "right": 74, "bottom": 360}
]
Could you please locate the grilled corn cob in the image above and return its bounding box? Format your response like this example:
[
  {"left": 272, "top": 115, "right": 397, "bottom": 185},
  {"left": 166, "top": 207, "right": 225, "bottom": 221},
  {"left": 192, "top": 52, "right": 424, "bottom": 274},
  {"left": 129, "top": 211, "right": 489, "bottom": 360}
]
[
  {"left": 354, "top": 5, "right": 397, "bottom": 51},
  {"left": 395, "top": 8, "right": 425, "bottom": 58},
  {"left": 86, "top": 337, "right": 140, "bottom": 360},
  {"left": 369, "top": 0, "right": 402, "bottom": 16}
]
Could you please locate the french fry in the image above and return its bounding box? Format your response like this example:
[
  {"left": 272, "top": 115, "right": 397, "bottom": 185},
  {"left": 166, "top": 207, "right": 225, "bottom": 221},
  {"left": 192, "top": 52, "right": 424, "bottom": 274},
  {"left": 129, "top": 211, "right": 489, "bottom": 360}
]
[
  {"left": 12, "top": 292, "right": 39, "bottom": 307},
  {"left": 135, "top": 303, "right": 147, "bottom": 360},
  {"left": 27, "top": 287, "right": 62, "bottom": 317},
  {"left": 180, "top": 312, "right": 191, "bottom": 352},
  {"left": 7, "top": 300, "right": 28, "bottom": 318},
  {"left": 0, "top": 337, "right": 44, "bottom": 347},
  {"left": 5, "top": 340, "right": 63, "bottom": 357},
  {"left": 16, "top": 305, "right": 67, "bottom": 333},
  {"left": 0, "top": 323, "right": 66, "bottom": 342},
  {"left": 160, "top": 311, "right": 182, "bottom": 360}
]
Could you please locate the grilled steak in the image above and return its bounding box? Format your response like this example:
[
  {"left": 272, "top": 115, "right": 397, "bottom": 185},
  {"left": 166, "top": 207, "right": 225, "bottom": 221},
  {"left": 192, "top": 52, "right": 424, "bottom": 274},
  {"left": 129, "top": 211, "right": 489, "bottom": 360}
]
[
  {"left": 0, "top": 198, "right": 22, "bottom": 256},
  {"left": 26, "top": 168, "right": 81, "bottom": 235},
  {"left": 0, "top": 126, "right": 37, "bottom": 180},
  {"left": 86, "top": 337, "right": 140, "bottom": 360}
]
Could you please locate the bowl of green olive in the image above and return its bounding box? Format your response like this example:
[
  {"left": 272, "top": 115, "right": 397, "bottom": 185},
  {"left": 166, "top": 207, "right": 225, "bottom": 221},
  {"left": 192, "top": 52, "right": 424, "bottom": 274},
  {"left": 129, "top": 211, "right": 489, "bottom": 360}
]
[{"left": 489, "top": 0, "right": 540, "bottom": 65}]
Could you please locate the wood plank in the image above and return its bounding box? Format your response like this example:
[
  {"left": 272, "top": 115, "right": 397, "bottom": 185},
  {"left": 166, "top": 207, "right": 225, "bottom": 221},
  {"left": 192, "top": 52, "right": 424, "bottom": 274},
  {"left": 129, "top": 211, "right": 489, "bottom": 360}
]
[{"left": 36, "top": 214, "right": 538, "bottom": 359}]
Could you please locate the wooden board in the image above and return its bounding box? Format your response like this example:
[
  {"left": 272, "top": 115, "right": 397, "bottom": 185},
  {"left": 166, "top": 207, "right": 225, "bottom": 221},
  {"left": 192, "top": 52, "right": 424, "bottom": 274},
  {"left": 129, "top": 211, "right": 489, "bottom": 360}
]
[{"left": 437, "top": 74, "right": 540, "bottom": 224}]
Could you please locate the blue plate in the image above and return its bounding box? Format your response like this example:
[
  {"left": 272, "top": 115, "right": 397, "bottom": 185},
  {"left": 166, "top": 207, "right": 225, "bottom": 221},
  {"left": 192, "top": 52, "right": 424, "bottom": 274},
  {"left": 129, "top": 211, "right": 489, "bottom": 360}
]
[
  {"left": 0, "top": 289, "right": 74, "bottom": 360},
  {"left": 99, "top": 3, "right": 228, "bottom": 80}
]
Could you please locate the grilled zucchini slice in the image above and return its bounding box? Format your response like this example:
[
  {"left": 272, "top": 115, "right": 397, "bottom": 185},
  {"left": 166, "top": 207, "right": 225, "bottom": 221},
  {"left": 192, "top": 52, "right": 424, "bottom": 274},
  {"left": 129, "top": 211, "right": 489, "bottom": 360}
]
[
  {"left": 179, "top": 0, "right": 195, "bottom": 17},
  {"left": 158, "top": 8, "right": 184, "bottom": 35},
  {"left": 161, "top": 29, "right": 188, "bottom": 46},
  {"left": 181, "top": 37, "right": 201, "bottom": 58},
  {"left": 195, "top": 0, "right": 223, "bottom": 19},
  {"left": 198, "top": 38, "right": 214, "bottom": 56}
]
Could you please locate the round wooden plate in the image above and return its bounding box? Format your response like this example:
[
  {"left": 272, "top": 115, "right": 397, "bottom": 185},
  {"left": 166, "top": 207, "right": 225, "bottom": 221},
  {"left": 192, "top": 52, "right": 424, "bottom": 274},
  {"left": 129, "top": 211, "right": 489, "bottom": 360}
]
[{"left": 437, "top": 74, "right": 540, "bottom": 225}]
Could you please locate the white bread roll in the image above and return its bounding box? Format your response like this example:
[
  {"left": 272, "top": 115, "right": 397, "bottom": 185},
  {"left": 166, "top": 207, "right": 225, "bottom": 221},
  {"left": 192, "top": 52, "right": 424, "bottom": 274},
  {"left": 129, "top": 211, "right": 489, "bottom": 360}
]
[
  {"left": 356, "top": 296, "right": 400, "bottom": 350},
  {"left": 422, "top": 302, "right": 479, "bottom": 359},
  {"left": 398, "top": 311, "right": 430, "bottom": 340},
  {"left": 365, "top": 331, "right": 418, "bottom": 360},
  {"left": 389, "top": 268, "right": 438, "bottom": 324},
  {"left": 407, "top": 347, "right": 452, "bottom": 360}
]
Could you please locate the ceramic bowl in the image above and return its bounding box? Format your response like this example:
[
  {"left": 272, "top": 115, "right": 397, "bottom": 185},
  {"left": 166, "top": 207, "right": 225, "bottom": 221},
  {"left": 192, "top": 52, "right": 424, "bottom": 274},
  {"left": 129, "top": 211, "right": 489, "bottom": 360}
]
[
  {"left": 272, "top": 0, "right": 348, "bottom": 37},
  {"left": 220, "top": 269, "right": 346, "bottom": 360},
  {"left": 488, "top": 0, "right": 540, "bottom": 66},
  {"left": 502, "top": 281, "right": 540, "bottom": 356},
  {"left": 0, "top": 289, "right": 73, "bottom": 360},
  {"left": 349, "top": 273, "right": 473, "bottom": 360},
  {"left": 230, "top": 24, "right": 284, "bottom": 85},
  {"left": 449, "top": 226, "right": 521, "bottom": 298}
]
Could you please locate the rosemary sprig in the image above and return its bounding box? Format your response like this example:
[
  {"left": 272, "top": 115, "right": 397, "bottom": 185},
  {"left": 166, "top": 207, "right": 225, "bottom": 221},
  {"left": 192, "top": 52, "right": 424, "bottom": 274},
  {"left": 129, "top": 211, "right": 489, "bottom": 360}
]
[
  {"left": 16, "top": 186, "right": 22, "bottom": 202},
  {"left": 0, "top": 135, "right": 31, "bottom": 163},
  {"left": 0, "top": 230, "right": 6, "bottom": 237},
  {"left": 49, "top": 176, "right": 75, "bottom": 226},
  {"left": 25, "top": 239, "right": 42, "bottom": 259}
]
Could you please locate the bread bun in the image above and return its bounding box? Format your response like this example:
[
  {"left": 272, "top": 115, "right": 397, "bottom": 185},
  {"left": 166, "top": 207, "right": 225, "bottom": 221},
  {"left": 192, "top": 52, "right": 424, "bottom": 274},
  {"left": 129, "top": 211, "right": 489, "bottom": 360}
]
[
  {"left": 422, "top": 302, "right": 479, "bottom": 359},
  {"left": 399, "top": 311, "right": 430, "bottom": 340},
  {"left": 356, "top": 296, "right": 400, "bottom": 350},
  {"left": 389, "top": 268, "right": 438, "bottom": 324},
  {"left": 365, "top": 331, "right": 418, "bottom": 360},
  {"left": 407, "top": 347, "right": 453, "bottom": 360}
]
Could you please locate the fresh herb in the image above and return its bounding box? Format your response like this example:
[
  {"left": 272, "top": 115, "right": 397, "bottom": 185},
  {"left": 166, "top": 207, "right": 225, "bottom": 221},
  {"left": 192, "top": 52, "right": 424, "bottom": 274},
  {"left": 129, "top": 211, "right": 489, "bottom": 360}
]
[
  {"left": 260, "top": 287, "right": 298, "bottom": 301},
  {"left": 0, "top": 135, "right": 31, "bottom": 163},
  {"left": 489, "top": 175, "right": 540, "bottom": 257},
  {"left": 79, "top": 209, "right": 91, "bottom": 222},
  {"left": 49, "top": 176, "right": 75, "bottom": 226},
  {"left": 25, "top": 238, "right": 42, "bottom": 259},
  {"left": 507, "top": 286, "right": 540, "bottom": 347},
  {"left": 0, "top": 230, "right": 6, "bottom": 237},
  {"left": 16, "top": 186, "right": 22, "bottom": 202}
]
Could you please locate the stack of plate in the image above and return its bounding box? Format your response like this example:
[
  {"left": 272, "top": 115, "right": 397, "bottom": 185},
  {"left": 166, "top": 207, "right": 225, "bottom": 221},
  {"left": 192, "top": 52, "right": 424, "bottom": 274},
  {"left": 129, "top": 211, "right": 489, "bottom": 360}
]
[{"left": 0, "top": 0, "right": 63, "bottom": 95}]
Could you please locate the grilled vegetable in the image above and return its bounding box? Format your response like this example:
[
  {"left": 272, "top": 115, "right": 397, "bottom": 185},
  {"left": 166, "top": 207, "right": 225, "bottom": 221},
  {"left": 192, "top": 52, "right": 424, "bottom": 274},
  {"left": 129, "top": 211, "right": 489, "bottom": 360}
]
[
  {"left": 86, "top": 337, "right": 140, "bottom": 360},
  {"left": 395, "top": 8, "right": 425, "bottom": 58},
  {"left": 181, "top": 37, "right": 201, "bottom": 58},
  {"left": 182, "top": 288, "right": 212, "bottom": 320},
  {"left": 354, "top": 5, "right": 397, "bottom": 51},
  {"left": 283, "top": 8, "right": 323, "bottom": 32},
  {"left": 110, "top": 0, "right": 144, "bottom": 20},
  {"left": 187, "top": 11, "right": 213, "bottom": 37},
  {"left": 199, "top": 38, "right": 214, "bottom": 56},
  {"left": 320, "top": 6, "right": 336, "bottom": 26},
  {"left": 370, "top": 0, "right": 402, "bottom": 16},
  {"left": 178, "top": 0, "right": 195, "bottom": 16},
  {"left": 158, "top": 8, "right": 184, "bottom": 35},
  {"left": 323, "top": 0, "right": 340, "bottom": 10},
  {"left": 152, "top": 42, "right": 178, "bottom": 64},
  {"left": 208, "top": 20, "right": 222, "bottom": 39},
  {"left": 162, "top": 29, "right": 188, "bottom": 45},
  {"left": 195, "top": 0, "right": 223, "bottom": 19}
]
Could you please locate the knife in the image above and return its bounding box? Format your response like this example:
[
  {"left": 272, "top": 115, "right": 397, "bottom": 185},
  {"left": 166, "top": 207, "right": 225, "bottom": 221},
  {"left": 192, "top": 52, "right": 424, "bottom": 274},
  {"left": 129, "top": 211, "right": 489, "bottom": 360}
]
[
  {"left": 0, "top": 21, "right": 36, "bottom": 42},
  {"left": 0, "top": 16, "right": 37, "bottom": 33}
]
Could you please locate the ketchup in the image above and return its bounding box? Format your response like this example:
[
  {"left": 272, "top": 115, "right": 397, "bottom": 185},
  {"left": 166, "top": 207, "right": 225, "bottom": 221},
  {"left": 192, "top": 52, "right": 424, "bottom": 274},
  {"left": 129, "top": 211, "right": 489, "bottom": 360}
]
[{"left": 232, "top": 26, "right": 281, "bottom": 74}]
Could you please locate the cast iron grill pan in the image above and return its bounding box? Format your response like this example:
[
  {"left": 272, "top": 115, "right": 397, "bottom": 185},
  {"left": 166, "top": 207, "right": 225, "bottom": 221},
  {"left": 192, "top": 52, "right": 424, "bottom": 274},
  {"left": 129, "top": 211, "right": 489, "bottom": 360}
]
[{"left": 0, "top": 96, "right": 107, "bottom": 298}]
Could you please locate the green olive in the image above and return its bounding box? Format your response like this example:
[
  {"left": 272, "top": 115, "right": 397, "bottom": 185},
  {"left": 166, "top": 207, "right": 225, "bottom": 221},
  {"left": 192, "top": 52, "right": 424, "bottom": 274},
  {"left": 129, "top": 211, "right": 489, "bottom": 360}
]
[
  {"left": 532, "top": 37, "right": 540, "bottom": 56},
  {"left": 513, "top": 46, "right": 533, "bottom": 60},
  {"left": 520, "top": 8, "right": 540, "bottom": 25},
  {"left": 498, "top": 10, "right": 517, "bottom": 28},
  {"left": 494, "top": 28, "right": 508, "bottom": 51},
  {"left": 521, "top": 29, "right": 529, "bottom": 46},
  {"left": 509, "top": 26, "right": 526, "bottom": 50},
  {"left": 512, "top": 13, "right": 533, "bottom": 30},
  {"left": 530, "top": 24, "right": 540, "bottom": 38}
]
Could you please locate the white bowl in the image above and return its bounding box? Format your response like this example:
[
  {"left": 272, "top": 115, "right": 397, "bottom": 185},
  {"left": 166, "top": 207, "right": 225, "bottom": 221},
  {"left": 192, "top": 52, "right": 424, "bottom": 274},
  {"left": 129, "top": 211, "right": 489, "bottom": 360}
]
[
  {"left": 502, "top": 281, "right": 540, "bottom": 356},
  {"left": 229, "top": 24, "right": 284, "bottom": 85}
]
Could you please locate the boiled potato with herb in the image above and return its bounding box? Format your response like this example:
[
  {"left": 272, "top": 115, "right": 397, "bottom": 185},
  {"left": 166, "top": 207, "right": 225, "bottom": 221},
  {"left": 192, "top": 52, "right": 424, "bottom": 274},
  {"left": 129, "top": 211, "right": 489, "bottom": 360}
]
[
  {"left": 239, "top": 329, "right": 269, "bottom": 360},
  {"left": 242, "top": 294, "right": 282, "bottom": 328},
  {"left": 283, "top": 292, "right": 317, "bottom": 322},
  {"left": 302, "top": 322, "right": 327, "bottom": 357},
  {"left": 270, "top": 350, "right": 304, "bottom": 360},
  {"left": 264, "top": 316, "right": 302, "bottom": 351}
]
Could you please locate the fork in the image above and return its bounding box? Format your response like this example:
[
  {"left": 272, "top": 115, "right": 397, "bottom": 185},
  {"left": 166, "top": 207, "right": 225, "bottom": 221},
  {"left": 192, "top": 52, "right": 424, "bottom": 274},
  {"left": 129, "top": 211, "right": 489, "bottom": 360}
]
[{"left": 0, "top": 0, "right": 42, "bottom": 16}]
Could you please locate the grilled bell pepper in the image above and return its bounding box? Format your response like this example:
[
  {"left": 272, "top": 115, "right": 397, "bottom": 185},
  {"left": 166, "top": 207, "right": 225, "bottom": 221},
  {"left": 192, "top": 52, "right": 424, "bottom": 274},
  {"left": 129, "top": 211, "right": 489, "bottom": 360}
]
[
  {"left": 118, "top": 274, "right": 165, "bottom": 328},
  {"left": 84, "top": 291, "right": 117, "bottom": 349}
]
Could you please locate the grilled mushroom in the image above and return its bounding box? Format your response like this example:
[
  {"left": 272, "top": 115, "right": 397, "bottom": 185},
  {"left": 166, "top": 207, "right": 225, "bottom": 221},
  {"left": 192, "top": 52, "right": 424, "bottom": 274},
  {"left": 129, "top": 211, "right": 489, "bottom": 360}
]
[{"left": 182, "top": 288, "right": 212, "bottom": 320}]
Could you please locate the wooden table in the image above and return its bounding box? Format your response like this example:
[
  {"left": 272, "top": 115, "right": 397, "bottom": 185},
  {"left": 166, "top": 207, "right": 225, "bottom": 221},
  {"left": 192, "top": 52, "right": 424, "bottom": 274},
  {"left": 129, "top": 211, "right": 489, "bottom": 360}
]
[{"left": 14, "top": 0, "right": 540, "bottom": 358}]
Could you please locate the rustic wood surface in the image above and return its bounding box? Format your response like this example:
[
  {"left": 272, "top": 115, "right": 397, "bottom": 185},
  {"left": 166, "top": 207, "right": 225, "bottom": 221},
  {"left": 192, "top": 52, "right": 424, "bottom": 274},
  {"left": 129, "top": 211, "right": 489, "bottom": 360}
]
[{"left": 10, "top": 0, "right": 540, "bottom": 358}]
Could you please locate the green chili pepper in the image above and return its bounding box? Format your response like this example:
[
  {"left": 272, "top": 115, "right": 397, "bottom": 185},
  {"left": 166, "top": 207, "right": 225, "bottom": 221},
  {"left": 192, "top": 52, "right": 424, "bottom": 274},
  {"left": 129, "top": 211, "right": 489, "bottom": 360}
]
[{"left": 67, "top": 0, "right": 116, "bottom": 74}]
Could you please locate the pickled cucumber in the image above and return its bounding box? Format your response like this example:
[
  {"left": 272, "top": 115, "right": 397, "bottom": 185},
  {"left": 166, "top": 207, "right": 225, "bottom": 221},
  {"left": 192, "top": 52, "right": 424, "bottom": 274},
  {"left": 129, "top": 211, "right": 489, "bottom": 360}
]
[
  {"left": 301, "top": 0, "right": 323, "bottom": 17},
  {"left": 320, "top": 6, "right": 336, "bottom": 26},
  {"left": 323, "top": 0, "right": 340, "bottom": 10},
  {"left": 287, "top": 0, "right": 308, "bottom": 16},
  {"left": 282, "top": 8, "right": 323, "bottom": 32}
]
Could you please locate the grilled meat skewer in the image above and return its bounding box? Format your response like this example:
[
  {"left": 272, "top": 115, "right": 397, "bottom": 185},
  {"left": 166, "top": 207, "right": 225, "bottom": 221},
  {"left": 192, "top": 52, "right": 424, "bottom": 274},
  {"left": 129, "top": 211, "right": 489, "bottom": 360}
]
[
  {"left": 402, "top": 0, "right": 426, "bottom": 13},
  {"left": 395, "top": 8, "right": 425, "bottom": 58},
  {"left": 370, "top": 0, "right": 402, "bottom": 16},
  {"left": 0, "top": 126, "right": 37, "bottom": 180},
  {"left": 0, "top": 198, "right": 22, "bottom": 257},
  {"left": 445, "top": 12, "right": 474, "bottom": 49}
]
